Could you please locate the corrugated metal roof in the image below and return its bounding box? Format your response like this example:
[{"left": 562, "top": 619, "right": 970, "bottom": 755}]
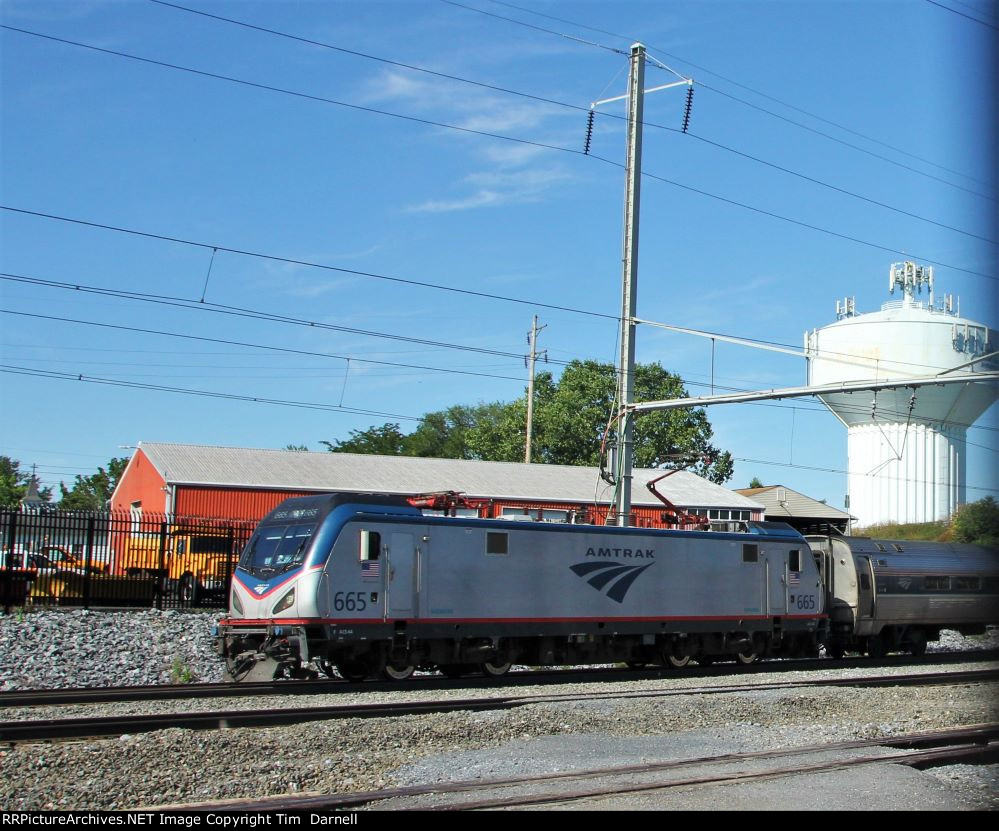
[
  {"left": 137, "top": 442, "right": 763, "bottom": 510},
  {"left": 734, "top": 485, "right": 852, "bottom": 520}
]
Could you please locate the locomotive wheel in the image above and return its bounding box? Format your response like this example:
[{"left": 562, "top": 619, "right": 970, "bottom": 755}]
[
  {"left": 382, "top": 663, "right": 416, "bottom": 681},
  {"left": 316, "top": 659, "right": 338, "bottom": 679},
  {"left": 907, "top": 630, "right": 927, "bottom": 657},
  {"left": 666, "top": 654, "right": 691, "bottom": 668},
  {"left": 735, "top": 650, "right": 757, "bottom": 665},
  {"left": 336, "top": 660, "right": 370, "bottom": 682},
  {"left": 481, "top": 659, "right": 512, "bottom": 678}
]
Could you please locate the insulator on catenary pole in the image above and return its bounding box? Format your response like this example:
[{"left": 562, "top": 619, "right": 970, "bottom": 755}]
[
  {"left": 681, "top": 84, "right": 694, "bottom": 133},
  {"left": 583, "top": 109, "right": 595, "bottom": 154}
]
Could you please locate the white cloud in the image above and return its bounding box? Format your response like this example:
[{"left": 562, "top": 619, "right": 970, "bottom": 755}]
[
  {"left": 406, "top": 165, "right": 572, "bottom": 213},
  {"left": 360, "top": 68, "right": 579, "bottom": 212}
]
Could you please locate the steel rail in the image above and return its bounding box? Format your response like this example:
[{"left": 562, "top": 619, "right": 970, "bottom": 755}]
[
  {"left": 154, "top": 723, "right": 999, "bottom": 811},
  {"left": 2, "top": 649, "right": 995, "bottom": 709},
  {"left": 2, "top": 669, "right": 996, "bottom": 744}
]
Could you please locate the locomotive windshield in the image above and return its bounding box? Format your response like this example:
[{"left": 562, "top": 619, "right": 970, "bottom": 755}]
[{"left": 238, "top": 522, "right": 316, "bottom": 575}]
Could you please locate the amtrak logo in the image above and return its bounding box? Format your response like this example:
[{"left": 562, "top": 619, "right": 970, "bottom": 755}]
[
  {"left": 570, "top": 560, "right": 654, "bottom": 603},
  {"left": 254, "top": 584, "right": 269, "bottom": 594}
]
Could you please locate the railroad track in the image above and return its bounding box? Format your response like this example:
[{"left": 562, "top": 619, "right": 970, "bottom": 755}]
[
  {"left": 156, "top": 722, "right": 999, "bottom": 811},
  {"left": 2, "top": 667, "right": 996, "bottom": 744},
  {"left": 1, "top": 648, "right": 996, "bottom": 708}
]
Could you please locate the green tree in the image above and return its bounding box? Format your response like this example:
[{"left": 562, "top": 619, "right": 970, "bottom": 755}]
[
  {"left": 284, "top": 444, "right": 309, "bottom": 451},
  {"left": 58, "top": 457, "right": 129, "bottom": 510},
  {"left": 321, "top": 424, "right": 407, "bottom": 456},
  {"left": 951, "top": 497, "right": 999, "bottom": 546},
  {"left": 321, "top": 360, "right": 733, "bottom": 483},
  {"left": 0, "top": 457, "right": 52, "bottom": 506},
  {"left": 404, "top": 405, "right": 484, "bottom": 459},
  {"left": 0, "top": 456, "right": 28, "bottom": 506},
  {"left": 748, "top": 476, "right": 764, "bottom": 489}
]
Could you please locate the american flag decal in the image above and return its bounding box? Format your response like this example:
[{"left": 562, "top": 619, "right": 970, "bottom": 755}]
[
  {"left": 361, "top": 560, "right": 380, "bottom": 579},
  {"left": 788, "top": 571, "right": 800, "bottom": 587}
]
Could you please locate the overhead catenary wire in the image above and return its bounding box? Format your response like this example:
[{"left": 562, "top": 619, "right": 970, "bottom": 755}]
[
  {"left": 0, "top": 235, "right": 990, "bottom": 380},
  {"left": 0, "top": 365, "right": 425, "bottom": 422},
  {"left": 734, "top": 455, "right": 998, "bottom": 495},
  {"left": 0, "top": 271, "right": 569, "bottom": 364},
  {"left": 4, "top": 267, "right": 989, "bottom": 391},
  {"left": 0, "top": 309, "right": 533, "bottom": 384}
]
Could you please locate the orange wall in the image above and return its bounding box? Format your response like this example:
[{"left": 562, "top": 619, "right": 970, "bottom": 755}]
[{"left": 111, "top": 449, "right": 168, "bottom": 513}]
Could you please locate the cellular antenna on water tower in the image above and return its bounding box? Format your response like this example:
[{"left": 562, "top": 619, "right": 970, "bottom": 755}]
[{"left": 805, "top": 262, "right": 998, "bottom": 529}]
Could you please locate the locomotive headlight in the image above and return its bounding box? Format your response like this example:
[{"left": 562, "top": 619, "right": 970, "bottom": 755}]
[
  {"left": 272, "top": 588, "right": 296, "bottom": 614},
  {"left": 230, "top": 588, "right": 244, "bottom": 616}
]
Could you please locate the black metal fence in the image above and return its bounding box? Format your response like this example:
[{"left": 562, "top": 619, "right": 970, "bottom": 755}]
[{"left": 0, "top": 508, "right": 257, "bottom": 612}]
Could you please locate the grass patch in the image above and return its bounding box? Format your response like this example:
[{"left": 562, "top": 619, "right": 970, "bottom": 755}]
[
  {"left": 170, "top": 655, "right": 195, "bottom": 684},
  {"left": 856, "top": 520, "right": 950, "bottom": 541}
]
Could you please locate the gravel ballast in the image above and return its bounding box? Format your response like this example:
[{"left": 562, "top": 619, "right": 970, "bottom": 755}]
[{"left": 0, "top": 609, "right": 996, "bottom": 810}]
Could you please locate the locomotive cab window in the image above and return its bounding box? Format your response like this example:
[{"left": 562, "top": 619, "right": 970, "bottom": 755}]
[
  {"left": 788, "top": 549, "right": 801, "bottom": 571},
  {"left": 359, "top": 530, "right": 381, "bottom": 562},
  {"left": 742, "top": 543, "right": 758, "bottom": 563},
  {"left": 486, "top": 531, "right": 509, "bottom": 555}
]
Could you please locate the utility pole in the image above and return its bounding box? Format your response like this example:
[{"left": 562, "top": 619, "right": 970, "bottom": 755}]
[
  {"left": 614, "top": 43, "right": 646, "bottom": 526},
  {"left": 525, "top": 315, "right": 547, "bottom": 463}
]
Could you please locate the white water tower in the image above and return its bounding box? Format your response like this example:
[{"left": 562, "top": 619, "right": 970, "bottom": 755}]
[{"left": 805, "top": 262, "right": 997, "bottom": 528}]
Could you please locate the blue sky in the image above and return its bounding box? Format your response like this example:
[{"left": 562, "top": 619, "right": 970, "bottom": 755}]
[{"left": 1, "top": 0, "right": 996, "bottom": 509}]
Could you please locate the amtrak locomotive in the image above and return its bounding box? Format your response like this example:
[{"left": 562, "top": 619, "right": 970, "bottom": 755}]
[{"left": 217, "top": 493, "right": 830, "bottom": 681}]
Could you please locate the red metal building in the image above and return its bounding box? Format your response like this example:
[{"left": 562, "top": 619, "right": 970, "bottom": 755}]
[{"left": 113, "top": 442, "right": 764, "bottom": 529}]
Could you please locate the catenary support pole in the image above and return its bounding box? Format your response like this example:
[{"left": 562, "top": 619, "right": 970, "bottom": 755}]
[{"left": 615, "top": 43, "right": 646, "bottom": 527}]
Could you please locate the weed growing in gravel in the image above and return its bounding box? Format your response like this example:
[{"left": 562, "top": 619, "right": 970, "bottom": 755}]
[{"left": 171, "top": 656, "right": 196, "bottom": 684}]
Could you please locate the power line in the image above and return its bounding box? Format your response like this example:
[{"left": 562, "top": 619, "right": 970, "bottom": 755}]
[
  {"left": 0, "top": 365, "right": 425, "bottom": 422},
  {"left": 4, "top": 27, "right": 995, "bottom": 274},
  {"left": 636, "top": 168, "right": 996, "bottom": 280},
  {"left": 683, "top": 132, "right": 996, "bottom": 245},
  {"left": 438, "top": 0, "right": 627, "bottom": 55},
  {"left": 147, "top": 0, "right": 995, "bottom": 245},
  {"left": 925, "top": 0, "right": 999, "bottom": 30},
  {"left": 475, "top": 0, "right": 992, "bottom": 189},
  {"left": 694, "top": 82, "right": 994, "bottom": 203}
]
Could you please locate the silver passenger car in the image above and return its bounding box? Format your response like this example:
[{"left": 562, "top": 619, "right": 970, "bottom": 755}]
[{"left": 807, "top": 535, "right": 999, "bottom": 657}]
